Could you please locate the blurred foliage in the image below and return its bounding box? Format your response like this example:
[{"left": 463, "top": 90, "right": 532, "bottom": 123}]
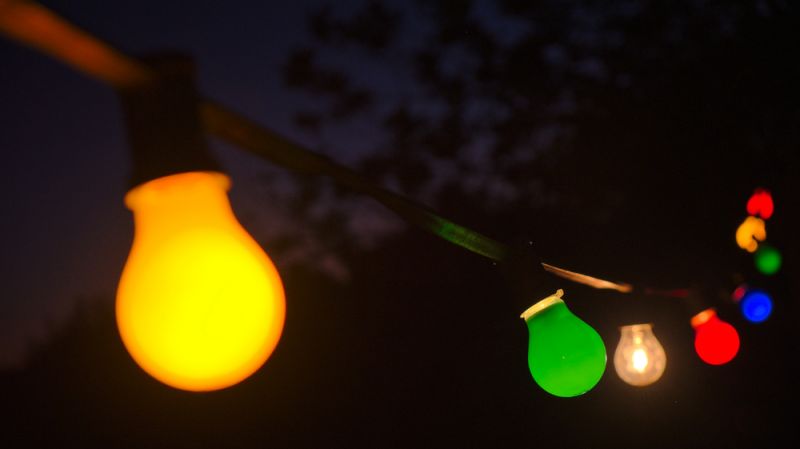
[
  {"left": 2, "top": 1, "right": 799, "bottom": 447},
  {"left": 274, "top": 0, "right": 799, "bottom": 288}
]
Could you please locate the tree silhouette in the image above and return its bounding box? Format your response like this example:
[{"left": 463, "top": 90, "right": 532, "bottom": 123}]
[
  {"left": 276, "top": 0, "right": 799, "bottom": 288},
  {"left": 2, "top": 1, "right": 799, "bottom": 448}
]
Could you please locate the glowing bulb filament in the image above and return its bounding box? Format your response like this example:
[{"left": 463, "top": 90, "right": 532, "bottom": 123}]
[{"left": 632, "top": 349, "right": 649, "bottom": 372}]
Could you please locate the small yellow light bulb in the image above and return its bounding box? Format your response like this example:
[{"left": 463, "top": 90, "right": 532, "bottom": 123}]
[
  {"left": 613, "top": 323, "right": 666, "bottom": 387},
  {"left": 735, "top": 216, "right": 766, "bottom": 253},
  {"left": 116, "top": 171, "right": 285, "bottom": 392}
]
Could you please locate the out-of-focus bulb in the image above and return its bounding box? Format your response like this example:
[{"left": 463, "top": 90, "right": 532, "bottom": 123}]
[
  {"left": 690, "top": 308, "right": 739, "bottom": 366},
  {"left": 735, "top": 216, "right": 766, "bottom": 253},
  {"left": 520, "top": 289, "right": 606, "bottom": 398},
  {"left": 746, "top": 188, "right": 774, "bottom": 220},
  {"left": 613, "top": 323, "right": 666, "bottom": 387},
  {"left": 754, "top": 244, "right": 782, "bottom": 275},
  {"left": 740, "top": 289, "right": 773, "bottom": 323},
  {"left": 116, "top": 171, "right": 286, "bottom": 392}
]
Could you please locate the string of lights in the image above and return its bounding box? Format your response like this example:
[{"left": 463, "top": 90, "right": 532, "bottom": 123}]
[
  {"left": 734, "top": 189, "right": 781, "bottom": 323},
  {"left": 0, "top": 0, "right": 784, "bottom": 398}
]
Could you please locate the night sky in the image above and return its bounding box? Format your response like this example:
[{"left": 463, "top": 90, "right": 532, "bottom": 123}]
[
  {"left": 1, "top": 1, "right": 799, "bottom": 448},
  {"left": 1, "top": 0, "right": 337, "bottom": 365}
]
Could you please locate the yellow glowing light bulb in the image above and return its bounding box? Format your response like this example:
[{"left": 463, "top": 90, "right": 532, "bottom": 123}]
[
  {"left": 613, "top": 323, "right": 666, "bottom": 387},
  {"left": 116, "top": 171, "right": 286, "bottom": 392},
  {"left": 735, "top": 216, "right": 766, "bottom": 253}
]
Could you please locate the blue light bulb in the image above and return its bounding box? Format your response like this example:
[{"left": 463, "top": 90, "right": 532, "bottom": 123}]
[{"left": 740, "top": 289, "right": 773, "bottom": 323}]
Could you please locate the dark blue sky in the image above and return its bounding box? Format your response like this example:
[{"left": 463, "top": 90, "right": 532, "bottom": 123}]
[{"left": 0, "top": 0, "right": 349, "bottom": 366}]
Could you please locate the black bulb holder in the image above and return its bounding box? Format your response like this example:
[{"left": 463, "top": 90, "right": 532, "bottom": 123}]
[
  {"left": 117, "top": 52, "right": 222, "bottom": 190},
  {"left": 498, "top": 242, "right": 558, "bottom": 309}
]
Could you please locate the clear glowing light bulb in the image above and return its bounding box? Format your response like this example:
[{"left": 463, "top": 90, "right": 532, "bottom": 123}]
[
  {"left": 520, "top": 289, "right": 606, "bottom": 397},
  {"left": 116, "top": 171, "right": 286, "bottom": 392},
  {"left": 690, "top": 308, "right": 739, "bottom": 366},
  {"left": 613, "top": 323, "right": 666, "bottom": 387}
]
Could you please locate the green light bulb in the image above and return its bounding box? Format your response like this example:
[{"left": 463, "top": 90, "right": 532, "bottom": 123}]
[
  {"left": 520, "top": 289, "right": 607, "bottom": 397},
  {"left": 754, "top": 244, "right": 782, "bottom": 275}
]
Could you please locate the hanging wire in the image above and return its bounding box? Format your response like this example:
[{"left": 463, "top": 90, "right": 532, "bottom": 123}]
[{"left": 0, "top": 0, "right": 659, "bottom": 296}]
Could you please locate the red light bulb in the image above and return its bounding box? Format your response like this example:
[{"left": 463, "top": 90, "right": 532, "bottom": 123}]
[
  {"left": 731, "top": 284, "right": 747, "bottom": 303},
  {"left": 746, "top": 188, "right": 774, "bottom": 220},
  {"left": 690, "top": 308, "right": 740, "bottom": 365}
]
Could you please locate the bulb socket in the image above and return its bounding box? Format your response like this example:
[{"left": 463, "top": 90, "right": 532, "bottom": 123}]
[{"left": 117, "top": 52, "right": 222, "bottom": 190}]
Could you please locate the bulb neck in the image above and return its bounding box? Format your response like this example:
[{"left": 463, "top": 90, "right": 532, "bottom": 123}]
[
  {"left": 125, "top": 171, "right": 236, "bottom": 237},
  {"left": 690, "top": 308, "right": 717, "bottom": 329},
  {"left": 520, "top": 289, "right": 565, "bottom": 321}
]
